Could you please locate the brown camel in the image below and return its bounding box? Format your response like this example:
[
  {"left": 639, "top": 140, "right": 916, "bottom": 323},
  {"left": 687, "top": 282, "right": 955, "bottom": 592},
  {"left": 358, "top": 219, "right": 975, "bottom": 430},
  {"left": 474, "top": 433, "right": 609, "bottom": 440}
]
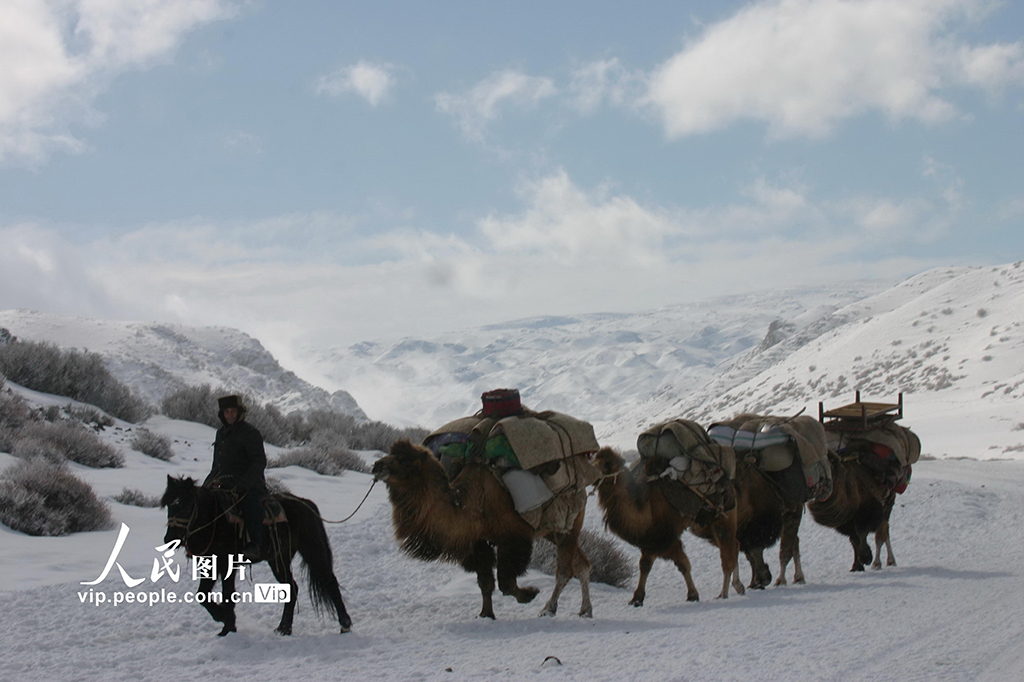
[
  {"left": 371, "top": 440, "right": 592, "bottom": 619},
  {"left": 593, "top": 447, "right": 743, "bottom": 606},
  {"left": 808, "top": 451, "right": 903, "bottom": 571},
  {"left": 719, "top": 458, "right": 808, "bottom": 588}
]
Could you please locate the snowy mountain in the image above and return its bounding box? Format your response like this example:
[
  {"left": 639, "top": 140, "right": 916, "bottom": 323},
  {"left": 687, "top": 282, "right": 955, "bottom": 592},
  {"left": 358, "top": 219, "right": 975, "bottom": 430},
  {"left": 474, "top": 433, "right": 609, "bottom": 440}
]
[
  {"left": 0, "top": 310, "right": 366, "bottom": 419},
  {"left": 607, "top": 262, "right": 1024, "bottom": 457},
  {"left": 306, "top": 280, "right": 889, "bottom": 438}
]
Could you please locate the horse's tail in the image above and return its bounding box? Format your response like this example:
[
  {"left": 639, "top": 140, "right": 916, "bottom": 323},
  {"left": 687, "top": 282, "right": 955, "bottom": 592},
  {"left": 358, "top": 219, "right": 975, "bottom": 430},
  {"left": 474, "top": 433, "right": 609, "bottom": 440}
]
[{"left": 279, "top": 495, "right": 352, "bottom": 629}]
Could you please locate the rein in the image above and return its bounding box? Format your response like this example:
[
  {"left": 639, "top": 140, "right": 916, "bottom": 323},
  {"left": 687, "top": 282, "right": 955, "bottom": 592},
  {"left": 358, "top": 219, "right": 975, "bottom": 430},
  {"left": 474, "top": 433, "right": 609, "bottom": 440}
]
[{"left": 168, "top": 491, "right": 242, "bottom": 557}]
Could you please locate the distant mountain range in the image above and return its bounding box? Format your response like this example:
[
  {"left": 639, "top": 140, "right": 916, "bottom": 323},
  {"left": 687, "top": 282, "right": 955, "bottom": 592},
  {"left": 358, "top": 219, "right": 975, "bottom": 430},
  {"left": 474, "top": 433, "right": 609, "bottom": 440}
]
[
  {"left": 0, "top": 311, "right": 365, "bottom": 419},
  {"left": 4, "top": 261, "right": 1021, "bottom": 459}
]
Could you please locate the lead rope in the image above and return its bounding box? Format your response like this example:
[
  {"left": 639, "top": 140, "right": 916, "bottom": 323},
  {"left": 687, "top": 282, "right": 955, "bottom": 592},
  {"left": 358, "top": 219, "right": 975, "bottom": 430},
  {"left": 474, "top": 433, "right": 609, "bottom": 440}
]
[{"left": 286, "top": 479, "right": 378, "bottom": 524}]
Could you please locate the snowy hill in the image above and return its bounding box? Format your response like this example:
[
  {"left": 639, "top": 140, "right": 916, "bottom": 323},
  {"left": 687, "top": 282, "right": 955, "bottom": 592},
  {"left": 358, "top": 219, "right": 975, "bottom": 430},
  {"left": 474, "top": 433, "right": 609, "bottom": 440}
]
[
  {"left": 607, "top": 262, "right": 1024, "bottom": 457},
  {"left": 306, "top": 280, "right": 888, "bottom": 436},
  {"left": 0, "top": 310, "right": 366, "bottom": 419}
]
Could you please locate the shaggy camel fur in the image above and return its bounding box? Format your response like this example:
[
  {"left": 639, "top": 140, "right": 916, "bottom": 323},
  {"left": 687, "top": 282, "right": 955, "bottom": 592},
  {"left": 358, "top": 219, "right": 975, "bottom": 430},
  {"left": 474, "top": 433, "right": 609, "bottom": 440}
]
[
  {"left": 808, "top": 451, "right": 899, "bottom": 571},
  {"left": 371, "top": 440, "right": 593, "bottom": 619},
  {"left": 593, "top": 448, "right": 743, "bottom": 606},
  {"left": 719, "top": 459, "right": 808, "bottom": 589}
]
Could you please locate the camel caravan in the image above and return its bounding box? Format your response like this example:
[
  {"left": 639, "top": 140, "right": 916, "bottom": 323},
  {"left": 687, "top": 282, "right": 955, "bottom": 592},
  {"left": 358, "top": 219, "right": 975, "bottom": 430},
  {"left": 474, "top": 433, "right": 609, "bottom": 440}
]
[{"left": 372, "top": 388, "right": 920, "bottom": 619}]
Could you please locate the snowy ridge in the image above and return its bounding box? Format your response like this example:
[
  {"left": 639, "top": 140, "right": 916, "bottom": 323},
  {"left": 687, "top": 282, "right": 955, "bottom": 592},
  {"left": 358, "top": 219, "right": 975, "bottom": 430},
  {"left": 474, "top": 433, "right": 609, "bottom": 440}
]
[
  {"left": 307, "top": 280, "right": 887, "bottom": 434},
  {"left": 0, "top": 310, "right": 365, "bottom": 419}
]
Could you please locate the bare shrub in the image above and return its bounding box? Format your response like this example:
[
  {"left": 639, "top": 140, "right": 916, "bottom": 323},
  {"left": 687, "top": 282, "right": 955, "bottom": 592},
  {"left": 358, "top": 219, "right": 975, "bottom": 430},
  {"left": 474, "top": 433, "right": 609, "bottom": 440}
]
[
  {"left": 530, "top": 528, "right": 634, "bottom": 588},
  {"left": 268, "top": 443, "right": 369, "bottom": 476},
  {"left": 0, "top": 340, "right": 153, "bottom": 423},
  {"left": 16, "top": 421, "right": 124, "bottom": 468},
  {"left": 0, "top": 459, "right": 112, "bottom": 536},
  {"left": 113, "top": 488, "right": 161, "bottom": 507},
  {"left": 130, "top": 428, "right": 174, "bottom": 461},
  {"left": 160, "top": 384, "right": 221, "bottom": 428},
  {"left": 266, "top": 476, "right": 291, "bottom": 495},
  {"left": 68, "top": 404, "right": 114, "bottom": 429}
]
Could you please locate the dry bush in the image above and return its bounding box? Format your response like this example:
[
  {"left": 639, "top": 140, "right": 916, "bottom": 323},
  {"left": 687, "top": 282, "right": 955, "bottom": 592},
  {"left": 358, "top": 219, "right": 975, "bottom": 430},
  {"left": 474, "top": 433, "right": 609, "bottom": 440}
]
[
  {"left": 0, "top": 459, "right": 113, "bottom": 536},
  {"left": 529, "top": 527, "right": 634, "bottom": 588},
  {"left": 129, "top": 428, "right": 174, "bottom": 461},
  {"left": 268, "top": 444, "right": 369, "bottom": 476},
  {"left": 0, "top": 340, "right": 153, "bottom": 423},
  {"left": 15, "top": 421, "right": 123, "bottom": 468},
  {"left": 113, "top": 488, "right": 161, "bottom": 507}
]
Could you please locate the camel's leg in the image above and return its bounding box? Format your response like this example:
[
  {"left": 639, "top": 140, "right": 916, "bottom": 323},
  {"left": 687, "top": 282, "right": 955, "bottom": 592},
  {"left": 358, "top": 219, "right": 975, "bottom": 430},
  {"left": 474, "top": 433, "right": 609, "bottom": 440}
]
[
  {"left": 496, "top": 539, "right": 539, "bottom": 604},
  {"left": 744, "top": 549, "right": 772, "bottom": 590},
  {"left": 775, "top": 507, "right": 804, "bottom": 586},
  {"left": 629, "top": 553, "right": 654, "bottom": 607},
  {"left": 712, "top": 513, "right": 743, "bottom": 598},
  {"left": 464, "top": 542, "right": 497, "bottom": 619},
  {"left": 875, "top": 508, "right": 896, "bottom": 568},
  {"left": 573, "top": 543, "right": 593, "bottom": 618},
  {"left": 540, "top": 531, "right": 589, "bottom": 618},
  {"left": 667, "top": 541, "right": 700, "bottom": 603},
  {"left": 850, "top": 532, "right": 872, "bottom": 572}
]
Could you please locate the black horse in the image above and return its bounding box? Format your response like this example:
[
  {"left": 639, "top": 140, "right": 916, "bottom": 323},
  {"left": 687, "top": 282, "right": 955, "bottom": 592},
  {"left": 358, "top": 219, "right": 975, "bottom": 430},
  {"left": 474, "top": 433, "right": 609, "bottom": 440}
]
[{"left": 161, "top": 476, "right": 352, "bottom": 636}]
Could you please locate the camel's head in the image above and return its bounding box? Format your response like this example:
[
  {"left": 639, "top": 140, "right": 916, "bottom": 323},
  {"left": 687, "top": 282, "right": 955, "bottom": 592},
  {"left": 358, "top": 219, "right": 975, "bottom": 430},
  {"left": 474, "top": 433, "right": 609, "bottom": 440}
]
[
  {"left": 372, "top": 439, "right": 435, "bottom": 483},
  {"left": 593, "top": 447, "right": 626, "bottom": 476}
]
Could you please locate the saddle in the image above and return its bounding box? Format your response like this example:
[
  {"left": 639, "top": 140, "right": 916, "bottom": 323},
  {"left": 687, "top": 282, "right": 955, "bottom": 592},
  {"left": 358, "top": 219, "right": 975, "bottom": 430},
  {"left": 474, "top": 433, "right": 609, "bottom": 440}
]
[{"left": 208, "top": 488, "right": 288, "bottom": 526}]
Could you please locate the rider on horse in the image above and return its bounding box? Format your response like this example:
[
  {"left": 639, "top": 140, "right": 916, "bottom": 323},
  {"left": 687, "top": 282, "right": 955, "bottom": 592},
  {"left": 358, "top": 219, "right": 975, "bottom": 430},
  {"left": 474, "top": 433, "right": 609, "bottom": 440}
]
[{"left": 204, "top": 394, "right": 267, "bottom": 561}]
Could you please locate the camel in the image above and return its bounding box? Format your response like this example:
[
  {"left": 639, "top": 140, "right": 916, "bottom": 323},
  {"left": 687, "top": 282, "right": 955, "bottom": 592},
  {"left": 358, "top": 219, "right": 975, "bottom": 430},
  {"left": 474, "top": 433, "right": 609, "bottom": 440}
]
[
  {"left": 593, "top": 447, "right": 743, "bottom": 606},
  {"left": 720, "top": 458, "right": 807, "bottom": 589},
  {"left": 371, "top": 439, "right": 592, "bottom": 619},
  {"left": 808, "top": 450, "right": 902, "bottom": 571}
]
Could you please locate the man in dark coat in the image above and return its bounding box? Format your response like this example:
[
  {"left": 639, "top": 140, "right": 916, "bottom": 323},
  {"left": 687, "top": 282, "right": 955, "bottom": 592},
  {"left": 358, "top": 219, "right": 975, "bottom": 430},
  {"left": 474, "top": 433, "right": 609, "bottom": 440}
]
[{"left": 205, "top": 394, "right": 267, "bottom": 561}]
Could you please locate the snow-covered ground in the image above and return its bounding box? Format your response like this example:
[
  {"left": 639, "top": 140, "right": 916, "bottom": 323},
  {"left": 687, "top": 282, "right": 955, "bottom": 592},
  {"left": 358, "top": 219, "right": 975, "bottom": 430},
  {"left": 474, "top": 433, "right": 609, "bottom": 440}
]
[
  {"left": 2, "top": 385, "right": 1023, "bottom": 681},
  {"left": 3, "top": 263, "right": 1024, "bottom": 680}
]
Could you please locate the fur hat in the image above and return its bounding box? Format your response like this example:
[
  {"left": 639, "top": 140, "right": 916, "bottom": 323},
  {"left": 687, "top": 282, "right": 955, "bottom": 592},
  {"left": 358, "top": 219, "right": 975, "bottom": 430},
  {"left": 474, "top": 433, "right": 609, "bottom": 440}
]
[{"left": 217, "top": 395, "right": 245, "bottom": 411}]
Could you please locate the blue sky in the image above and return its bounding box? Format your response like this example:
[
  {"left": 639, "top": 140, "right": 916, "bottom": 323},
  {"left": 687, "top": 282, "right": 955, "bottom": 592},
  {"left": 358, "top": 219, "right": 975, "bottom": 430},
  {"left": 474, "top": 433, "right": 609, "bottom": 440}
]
[{"left": 1, "top": 0, "right": 1023, "bottom": 370}]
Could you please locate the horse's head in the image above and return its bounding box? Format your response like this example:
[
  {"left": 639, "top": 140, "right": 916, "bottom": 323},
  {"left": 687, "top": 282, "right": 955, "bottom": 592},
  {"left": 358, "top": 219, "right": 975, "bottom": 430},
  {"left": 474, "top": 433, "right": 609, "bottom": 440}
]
[
  {"left": 372, "top": 439, "right": 438, "bottom": 484},
  {"left": 593, "top": 447, "right": 626, "bottom": 476},
  {"left": 161, "top": 475, "right": 199, "bottom": 544}
]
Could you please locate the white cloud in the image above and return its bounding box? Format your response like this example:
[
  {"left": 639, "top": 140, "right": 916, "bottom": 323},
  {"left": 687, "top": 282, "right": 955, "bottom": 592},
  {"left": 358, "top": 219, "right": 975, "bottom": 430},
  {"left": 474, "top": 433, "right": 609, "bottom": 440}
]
[
  {"left": 644, "top": 0, "right": 1020, "bottom": 139},
  {"left": 958, "top": 43, "right": 1024, "bottom": 91},
  {"left": 435, "top": 70, "right": 557, "bottom": 141},
  {"left": 477, "top": 170, "right": 675, "bottom": 265},
  {"left": 0, "top": 0, "right": 235, "bottom": 166},
  {"left": 568, "top": 59, "right": 643, "bottom": 113},
  {"left": 0, "top": 170, "right": 970, "bottom": 354},
  {"left": 316, "top": 60, "right": 396, "bottom": 107}
]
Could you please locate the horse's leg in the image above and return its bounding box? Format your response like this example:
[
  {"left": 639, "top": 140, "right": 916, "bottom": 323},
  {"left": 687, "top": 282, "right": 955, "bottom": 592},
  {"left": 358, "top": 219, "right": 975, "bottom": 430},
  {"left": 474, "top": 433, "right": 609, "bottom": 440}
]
[
  {"left": 667, "top": 540, "right": 700, "bottom": 603},
  {"left": 217, "top": 572, "right": 238, "bottom": 636},
  {"left": 712, "top": 512, "right": 743, "bottom": 598},
  {"left": 463, "top": 541, "right": 496, "bottom": 619},
  {"left": 196, "top": 576, "right": 231, "bottom": 634},
  {"left": 268, "top": 552, "right": 299, "bottom": 635},
  {"left": 495, "top": 537, "right": 539, "bottom": 604},
  {"left": 775, "top": 507, "right": 805, "bottom": 586},
  {"left": 745, "top": 548, "right": 772, "bottom": 590}
]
